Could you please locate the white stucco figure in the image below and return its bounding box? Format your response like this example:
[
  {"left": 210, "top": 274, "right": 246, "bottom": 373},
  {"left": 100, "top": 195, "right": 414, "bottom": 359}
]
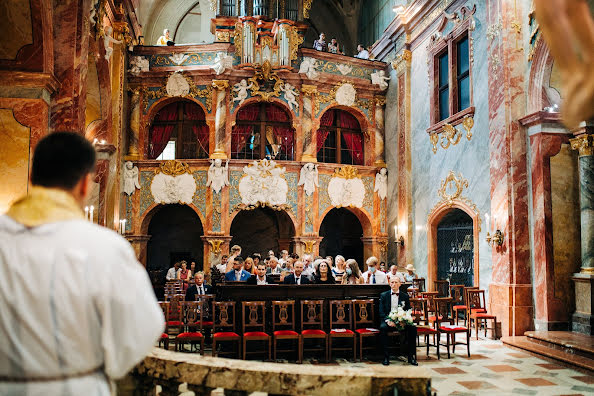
[
  {"left": 170, "top": 53, "right": 189, "bottom": 65},
  {"left": 374, "top": 167, "right": 388, "bottom": 200},
  {"left": 89, "top": 0, "right": 99, "bottom": 26},
  {"left": 337, "top": 63, "right": 353, "bottom": 75},
  {"left": 166, "top": 72, "right": 190, "bottom": 97},
  {"left": 211, "top": 52, "right": 234, "bottom": 75},
  {"left": 371, "top": 70, "right": 391, "bottom": 90},
  {"left": 103, "top": 26, "right": 122, "bottom": 61},
  {"left": 280, "top": 83, "right": 299, "bottom": 111},
  {"left": 123, "top": 161, "right": 141, "bottom": 196},
  {"left": 238, "top": 159, "right": 288, "bottom": 207},
  {"left": 151, "top": 173, "right": 196, "bottom": 204},
  {"left": 206, "top": 159, "right": 230, "bottom": 193},
  {"left": 328, "top": 175, "right": 365, "bottom": 208},
  {"left": 335, "top": 83, "right": 357, "bottom": 106},
  {"left": 128, "top": 56, "right": 150, "bottom": 75},
  {"left": 298, "top": 57, "right": 319, "bottom": 80},
  {"left": 233, "top": 79, "right": 253, "bottom": 106},
  {"left": 298, "top": 163, "right": 319, "bottom": 196}
]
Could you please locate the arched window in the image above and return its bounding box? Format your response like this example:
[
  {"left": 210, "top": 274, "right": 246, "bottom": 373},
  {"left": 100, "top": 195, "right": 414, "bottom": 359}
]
[
  {"left": 148, "top": 101, "right": 209, "bottom": 160},
  {"left": 317, "top": 109, "right": 364, "bottom": 165},
  {"left": 232, "top": 102, "right": 294, "bottom": 160}
]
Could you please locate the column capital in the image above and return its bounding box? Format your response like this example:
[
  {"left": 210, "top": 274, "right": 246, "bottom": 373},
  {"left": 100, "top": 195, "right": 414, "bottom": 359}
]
[
  {"left": 301, "top": 84, "right": 318, "bottom": 96},
  {"left": 570, "top": 134, "right": 594, "bottom": 156},
  {"left": 212, "top": 80, "right": 230, "bottom": 90}
]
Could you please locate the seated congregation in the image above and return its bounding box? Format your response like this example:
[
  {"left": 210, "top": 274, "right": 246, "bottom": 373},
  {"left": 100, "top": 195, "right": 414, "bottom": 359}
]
[{"left": 159, "top": 246, "right": 497, "bottom": 366}]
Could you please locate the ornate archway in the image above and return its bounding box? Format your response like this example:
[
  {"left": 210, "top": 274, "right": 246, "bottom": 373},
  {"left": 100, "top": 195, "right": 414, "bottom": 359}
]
[{"left": 319, "top": 207, "right": 366, "bottom": 269}]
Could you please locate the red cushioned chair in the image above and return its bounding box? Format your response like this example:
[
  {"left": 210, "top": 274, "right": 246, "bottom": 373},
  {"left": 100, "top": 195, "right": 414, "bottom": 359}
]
[
  {"left": 434, "top": 297, "right": 470, "bottom": 358},
  {"left": 158, "top": 301, "right": 170, "bottom": 349},
  {"left": 467, "top": 289, "right": 498, "bottom": 340},
  {"left": 166, "top": 295, "right": 184, "bottom": 337},
  {"left": 212, "top": 301, "right": 241, "bottom": 358},
  {"left": 411, "top": 298, "right": 440, "bottom": 359},
  {"left": 328, "top": 300, "right": 356, "bottom": 362},
  {"left": 352, "top": 299, "right": 379, "bottom": 361},
  {"left": 194, "top": 294, "right": 215, "bottom": 343},
  {"left": 300, "top": 300, "right": 328, "bottom": 362},
  {"left": 175, "top": 301, "right": 205, "bottom": 354},
  {"left": 449, "top": 285, "right": 467, "bottom": 325},
  {"left": 241, "top": 301, "right": 270, "bottom": 361},
  {"left": 271, "top": 300, "right": 301, "bottom": 362}
]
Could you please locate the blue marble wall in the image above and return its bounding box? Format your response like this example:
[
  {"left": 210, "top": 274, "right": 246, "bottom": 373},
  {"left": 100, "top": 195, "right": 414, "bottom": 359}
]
[{"left": 385, "top": 1, "right": 493, "bottom": 291}]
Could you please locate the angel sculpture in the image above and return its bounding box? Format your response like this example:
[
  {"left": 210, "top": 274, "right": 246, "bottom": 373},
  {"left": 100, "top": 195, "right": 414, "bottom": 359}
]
[
  {"left": 128, "top": 56, "right": 149, "bottom": 75},
  {"left": 211, "top": 52, "right": 234, "bottom": 75},
  {"left": 280, "top": 83, "right": 299, "bottom": 111},
  {"left": 123, "top": 161, "right": 140, "bottom": 195},
  {"left": 89, "top": 0, "right": 99, "bottom": 26},
  {"left": 233, "top": 79, "right": 253, "bottom": 106},
  {"left": 206, "top": 159, "right": 229, "bottom": 194},
  {"left": 374, "top": 167, "right": 388, "bottom": 200},
  {"left": 170, "top": 53, "right": 189, "bottom": 66},
  {"left": 103, "top": 25, "right": 122, "bottom": 61},
  {"left": 298, "top": 163, "right": 319, "bottom": 196},
  {"left": 371, "top": 70, "right": 391, "bottom": 90},
  {"left": 298, "top": 57, "right": 319, "bottom": 80}
]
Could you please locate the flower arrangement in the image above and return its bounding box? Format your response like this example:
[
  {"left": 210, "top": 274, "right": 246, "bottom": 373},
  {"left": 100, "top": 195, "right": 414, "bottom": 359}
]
[{"left": 387, "top": 306, "right": 414, "bottom": 330}]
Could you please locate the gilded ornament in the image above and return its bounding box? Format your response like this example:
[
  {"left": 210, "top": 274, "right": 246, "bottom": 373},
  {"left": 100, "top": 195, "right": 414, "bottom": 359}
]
[
  {"left": 438, "top": 171, "right": 469, "bottom": 205},
  {"left": 301, "top": 85, "right": 318, "bottom": 96},
  {"left": 441, "top": 123, "right": 462, "bottom": 148},
  {"left": 302, "top": 240, "right": 316, "bottom": 253},
  {"left": 212, "top": 80, "right": 230, "bottom": 90},
  {"left": 462, "top": 116, "right": 474, "bottom": 140},
  {"left": 216, "top": 31, "right": 231, "bottom": 42},
  {"left": 290, "top": 26, "right": 305, "bottom": 61},
  {"left": 303, "top": 0, "right": 313, "bottom": 18},
  {"left": 248, "top": 60, "right": 284, "bottom": 101},
  {"left": 391, "top": 49, "right": 411, "bottom": 74},
  {"left": 570, "top": 134, "right": 594, "bottom": 156},
  {"left": 208, "top": 239, "right": 223, "bottom": 254},
  {"left": 430, "top": 133, "right": 439, "bottom": 154},
  {"left": 155, "top": 160, "right": 192, "bottom": 176},
  {"left": 333, "top": 165, "right": 359, "bottom": 180},
  {"left": 233, "top": 22, "right": 243, "bottom": 57},
  {"left": 375, "top": 96, "right": 387, "bottom": 106}
]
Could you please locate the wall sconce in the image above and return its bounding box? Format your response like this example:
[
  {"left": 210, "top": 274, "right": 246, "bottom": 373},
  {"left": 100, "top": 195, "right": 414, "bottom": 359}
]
[
  {"left": 484, "top": 213, "right": 504, "bottom": 247},
  {"left": 394, "top": 225, "right": 404, "bottom": 247}
]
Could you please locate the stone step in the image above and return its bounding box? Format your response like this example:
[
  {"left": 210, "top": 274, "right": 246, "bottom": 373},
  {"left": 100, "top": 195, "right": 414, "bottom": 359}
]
[
  {"left": 501, "top": 335, "right": 594, "bottom": 372},
  {"left": 525, "top": 330, "right": 594, "bottom": 359}
]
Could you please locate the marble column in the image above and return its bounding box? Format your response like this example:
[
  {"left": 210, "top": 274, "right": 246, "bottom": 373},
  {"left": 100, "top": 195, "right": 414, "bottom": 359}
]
[
  {"left": 374, "top": 97, "right": 387, "bottom": 167},
  {"left": 570, "top": 133, "right": 594, "bottom": 334},
  {"left": 126, "top": 235, "right": 151, "bottom": 266},
  {"left": 300, "top": 85, "right": 317, "bottom": 162},
  {"left": 211, "top": 80, "right": 229, "bottom": 159},
  {"left": 201, "top": 235, "right": 233, "bottom": 273},
  {"left": 127, "top": 89, "right": 140, "bottom": 160}
]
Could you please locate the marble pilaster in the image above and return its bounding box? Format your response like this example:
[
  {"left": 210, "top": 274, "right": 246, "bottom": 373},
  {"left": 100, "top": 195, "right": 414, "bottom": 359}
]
[
  {"left": 300, "top": 85, "right": 317, "bottom": 162},
  {"left": 126, "top": 89, "right": 141, "bottom": 160},
  {"left": 211, "top": 80, "right": 229, "bottom": 159},
  {"left": 126, "top": 234, "right": 151, "bottom": 266},
  {"left": 202, "top": 235, "right": 233, "bottom": 273},
  {"left": 373, "top": 98, "right": 386, "bottom": 167}
]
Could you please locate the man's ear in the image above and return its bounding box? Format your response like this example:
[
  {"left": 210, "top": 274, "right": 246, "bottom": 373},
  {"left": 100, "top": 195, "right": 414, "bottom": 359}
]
[{"left": 74, "top": 173, "right": 92, "bottom": 204}]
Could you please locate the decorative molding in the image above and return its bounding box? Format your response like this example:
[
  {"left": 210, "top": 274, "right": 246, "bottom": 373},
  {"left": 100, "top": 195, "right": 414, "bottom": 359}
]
[
  {"left": 391, "top": 49, "right": 411, "bottom": 74},
  {"left": 289, "top": 26, "right": 304, "bottom": 61},
  {"left": 429, "top": 115, "right": 474, "bottom": 154},
  {"left": 302, "top": 240, "right": 316, "bottom": 253},
  {"left": 212, "top": 79, "right": 230, "bottom": 90},
  {"left": 248, "top": 60, "right": 284, "bottom": 101},
  {"left": 142, "top": 72, "right": 213, "bottom": 112},
  {"left": 486, "top": 19, "right": 502, "bottom": 41},
  {"left": 207, "top": 239, "right": 224, "bottom": 254},
  {"left": 155, "top": 160, "right": 192, "bottom": 176},
  {"left": 438, "top": 171, "right": 468, "bottom": 204},
  {"left": 237, "top": 159, "right": 290, "bottom": 210},
  {"left": 328, "top": 166, "right": 366, "bottom": 208},
  {"left": 303, "top": 0, "right": 313, "bottom": 18},
  {"left": 570, "top": 134, "right": 594, "bottom": 156}
]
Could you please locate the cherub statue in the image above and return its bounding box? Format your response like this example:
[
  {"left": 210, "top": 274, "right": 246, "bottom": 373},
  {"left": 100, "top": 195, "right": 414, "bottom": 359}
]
[
  {"left": 233, "top": 79, "right": 253, "bottom": 106},
  {"left": 211, "top": 52, "right": 234, "bottom": 75},
  {"left": 123, "top": 161, "right": 140, "bottom": 195},
  {"left": 374, "top": 167, "right": 388, "bottom": 200},
  {"left": 280, "top": 83, "right": 299, "bottom": 111},
  {"left": 298, "top": 163, "right": 319, "bottom": 196},
  {"left": 298, "top": 57, "right": 319, "bottom": 80},
  {"left": 89, "top": 0, "right": 99, "bottom": 26},
  {"left": 206, "top": 159, "right": 229, "bottom": 193},
  {"left": 128, "top": 56, "right": 149, "bottom": 75},
  {"left": 103, "top": 25, "right": 122, "bottom": 61},
  {"left": 371, "top": 70, "right": 391, "bottom": 90}
]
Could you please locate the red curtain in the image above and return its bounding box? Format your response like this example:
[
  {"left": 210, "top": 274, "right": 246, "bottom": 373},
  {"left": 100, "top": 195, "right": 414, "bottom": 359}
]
[
  {"left": 342, "top": 130, "right": 364, "bottom": 165},
  {"left": 266, "top": 104, "right": 293, "bottom": 158},
  {"left": 192, "top": 125, "right": 209, "bottom": 155},
  {"left": 185, "top": 103, "right": 209, "bottom": 155},
  {"left": 338, "top": 111, "right": 359, "bottom": 129},
  {"left": 317, "top": 110, "right": 335, "bottom": 153},
  {"left": 265, "top": 104, "right": 289, "bottom": 122},
  {"left": 149, "top": 103, "right": 178, "bottom": 159},
  {"left": 232, "top": 104, "right": 260, "bottom": 154}
]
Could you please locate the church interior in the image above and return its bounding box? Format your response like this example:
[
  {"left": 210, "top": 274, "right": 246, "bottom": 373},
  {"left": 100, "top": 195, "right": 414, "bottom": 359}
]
[{"left": 1, "top": 0, "right": 594, "bottom": 394}]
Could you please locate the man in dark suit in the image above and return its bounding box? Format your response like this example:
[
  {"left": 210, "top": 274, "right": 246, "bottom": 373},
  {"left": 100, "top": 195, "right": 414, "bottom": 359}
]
[
  {"left": 283, "top": 261, "right": 310, "bottom": 285},
  {"left": 224, "top": 256, "right": 251, "bottom": 282},
  {"left": 247, "top": 263, "right": 275, "bottom": 285},
  {"left": 185, "top": 272, "right": 213, "bottom": 301},
  {"left": 379, "top": 277, "right": 417, "bottom": 365}
]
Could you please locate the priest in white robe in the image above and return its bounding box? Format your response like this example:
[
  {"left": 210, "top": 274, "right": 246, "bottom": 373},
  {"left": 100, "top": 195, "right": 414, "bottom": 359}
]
[{"left": 0, "top": 132, "right": 164, "bottom": 395}]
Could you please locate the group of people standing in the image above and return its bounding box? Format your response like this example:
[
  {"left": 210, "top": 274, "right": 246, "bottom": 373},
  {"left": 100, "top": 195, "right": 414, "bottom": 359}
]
[{"left": 312, "top": 32, "right": 371, "bottom": 60}]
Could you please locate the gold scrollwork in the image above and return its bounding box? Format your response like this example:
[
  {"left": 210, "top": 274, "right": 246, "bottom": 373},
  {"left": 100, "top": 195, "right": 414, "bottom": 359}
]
[
  {"left": 305, "top": 194, "right": 313, "bottom": 226},
  {"left": 462, "top": 116, "right": 474, "bottom": 140},
  {"left": 212, "top": 80, "right": 230, "bottom": 90},
  {"left": 233, "top": 22, "right": 243, "bottom": 57},
  {"left": 233, "top": 202, "right": 292, "bottom": 213},
  {"left": 155, "top": 160, "right": 192, "bottom": 176},
  {"left": 375, "top": 96, "right": 387, "bottom": 106},
  {"left": 248, "top": 60, "right": 284, "bottom": 101},
  {"left": 333, "top": 165, "right": 359, "bottom": 180},
  {"left": 438, "top": 171, "right": 469, "bottom": 204},
  {"left": 290, "top": 26, "right": 304, "bottom": 61},
  {"left": 303, "top": 0, "right": 313, "bottom": 18},
  {"left": 302, "top": 240, "right": 316, "bottom": 253},
  {"left": 570, "top": 134, "right": 594, "bottom": 156},
  {"left": 430, "top": 117, "right": 474, "bottom": 154},
  {"left": 216, "top": 31, "right": 230, "bottom": 42},
  {"left": 391, "top": 49, "right": 412, "bottom": 74},
  {"left": 208, "top": 239, "right": 223, "bottom": 254}
]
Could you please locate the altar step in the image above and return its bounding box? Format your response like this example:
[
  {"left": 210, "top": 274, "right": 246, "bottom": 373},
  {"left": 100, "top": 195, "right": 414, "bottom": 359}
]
[{"left": 501, "top": 331, "right": 594, "bottom": 372}]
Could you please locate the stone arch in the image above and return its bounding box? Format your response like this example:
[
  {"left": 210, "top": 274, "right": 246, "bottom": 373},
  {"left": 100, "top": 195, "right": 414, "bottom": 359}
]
[
  {"left": 315, "top": 104, "right": 371, "bottom": 139},
  {"left": 318, "top": 205, "right": 373, "bottom": 237},
  {"left": 140, "top": 202, "right": 207, "bottom": 236},
  {"left": 230, "top": 97, "right": 297, "bottom": 126},
  {"left": 527, "top": 39, "right": 561, "bottom": 114},
  {"left": 427, "top": 200, "right": 481, "bottom": 290},
  {"left": 227, "top": 206, "right": 299, "bottom": 237}
]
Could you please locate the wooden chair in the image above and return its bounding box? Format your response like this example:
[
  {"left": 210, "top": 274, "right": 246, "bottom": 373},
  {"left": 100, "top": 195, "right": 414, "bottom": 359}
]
[
  {"left": 328, "top": 300, "right": 356, "bottom": 361},
  {"left": 241, "top": 301, "right": 271, "bottom": 360},
  {"left": 449, "top": 285, "right": 467, "bottom": 325},
  {"left": 352, "top": 299, "right": 379, "bottom": 361},
  {"left": 464, "top": 286, "right": 481, "bottom": 314},
  {"left": 271, "top": 300, "right": 301, "bottom": 362},
  {"left": 158, "top": 301, "right": 170, "bottom": 349},
  {"left": 434, "top": 297, "right": 470, "bottom": 358},
  {"left": 411, "top": 298, "right": 439, "bottom": 359},
  {"left": 212, "top": 301, "right": 241, "bottom": 358},
  {"left": 194, "top": 294, "right": 215, "bottom": 340},
  {"left": 467, "top": 289, "right": 498, "bottom": 339},
  {"left": 166, "top": 295, "right": 184, "bottom": 336},
  {"left": 412, "top": 278, "right": 426, "bottom": 293},
  {"left": 434, "top": 280, "right": 450, "bottom": 297},
  {"left": 175, "top": 301, "right": 205, "bottom": 354},
  {"left": 300, "top": 300, "right": 328, "bottom": 362}
]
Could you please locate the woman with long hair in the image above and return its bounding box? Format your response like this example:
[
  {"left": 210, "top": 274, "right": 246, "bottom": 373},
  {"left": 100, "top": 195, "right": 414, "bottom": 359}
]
[
  {"left": 341, "top": 259, "right": 364, "bottom": 284},
  {"left": 315, "top": 260, "right": 335, "bottom": 284},
  {"left": 332, "top": 255, "right": 347, "bottom": 282},
  {"left": 243, "top": 256, "right": 255, "bottom": 275}
]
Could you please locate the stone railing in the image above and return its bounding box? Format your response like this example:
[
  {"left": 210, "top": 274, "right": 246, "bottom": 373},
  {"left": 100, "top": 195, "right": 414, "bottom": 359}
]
[{"left": 117, "top": 348, "right": 432, "bottom": 396}]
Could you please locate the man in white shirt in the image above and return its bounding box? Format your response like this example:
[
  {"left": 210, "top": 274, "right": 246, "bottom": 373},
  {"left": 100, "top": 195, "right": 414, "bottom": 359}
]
[
  {"left": 0, "top": 132, "right": 164, "bottom": 395},
  {"left": 166, "top": 261, "right": 180, "bottom": 281},
  {"left": 215, "top": 254, "right": 229, "bottom": 274},
  {"left": 301, "top": 254, "right": 315, "bottom": 280},
  {"left": 355, "top": 44, "right": 370, "bottom": 59},
  {"left": 386, "top": 264, "right": 406, "bottom": 283},
  {"left": 362, "top": 256, "right": 388, "bottom": 284}
]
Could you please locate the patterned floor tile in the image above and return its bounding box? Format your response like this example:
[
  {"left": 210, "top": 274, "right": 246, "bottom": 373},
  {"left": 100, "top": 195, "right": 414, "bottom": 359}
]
[
  {"left": 484, "top": 364, "right": 520, "bottom": 372},
  {"left": 571, "top": 376, "right": 594, "bottom": 385},
  {"left": 433, "top": 367, "right": 467, "bottom": 374},
  {"left": 571, "top": 385, "right": 594, "bottom": 392},
  {"left": 515, "top": 378, "right": 557, "bottom": 386},
  {"left": 457, "top": 380, "right": 497, "bottom": 390},
  {"left": 536, "top": 363, "right": 565, "bottom": 370}
]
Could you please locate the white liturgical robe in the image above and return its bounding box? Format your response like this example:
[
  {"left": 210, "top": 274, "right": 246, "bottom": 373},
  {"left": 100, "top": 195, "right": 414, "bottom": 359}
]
[{"left": 0, "top": 201, "right": 164, "bottom": 395}]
